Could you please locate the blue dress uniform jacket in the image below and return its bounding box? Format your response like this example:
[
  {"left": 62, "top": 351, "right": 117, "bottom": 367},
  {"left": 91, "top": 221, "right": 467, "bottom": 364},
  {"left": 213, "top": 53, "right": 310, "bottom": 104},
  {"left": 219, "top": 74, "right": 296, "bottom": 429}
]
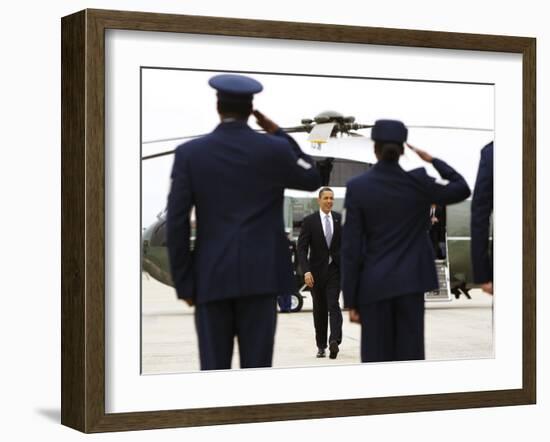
[
  {"left": 166, "top": 121, "right": 321, "bottom": 305},
  {"left": 470, "top": 142, "right": 494, "bottom": 283},
  {"left": 342, "top": 158, "right": 471, "bottom": 309}
]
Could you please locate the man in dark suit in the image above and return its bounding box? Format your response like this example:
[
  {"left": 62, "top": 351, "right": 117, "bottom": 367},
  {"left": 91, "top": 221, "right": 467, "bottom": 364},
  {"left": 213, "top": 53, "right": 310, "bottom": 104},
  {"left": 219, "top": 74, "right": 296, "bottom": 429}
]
[
  {"left": 297, "top": 187, "right": 343, "bottom": 359},
  {"left": 166, "top": 74, "right": 321, "bottom": 370},
  {"left": 471, "top": 141, "right": 494, "bottom": 295},
  {"left": 428, "top": 203, "right": 446, "bottom": 259},
  {"left": 342, "top": 119, "right": 470, "bottom": 362},
  {"left": 277, "top": 230, "right": 296, "bottom": 313}
]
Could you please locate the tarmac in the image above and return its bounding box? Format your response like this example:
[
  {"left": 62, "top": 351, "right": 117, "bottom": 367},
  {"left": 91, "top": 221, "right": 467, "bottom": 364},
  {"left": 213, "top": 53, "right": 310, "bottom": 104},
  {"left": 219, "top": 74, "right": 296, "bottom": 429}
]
[{"left": 141, "top": 274, "right": 494, "bottom": 374}]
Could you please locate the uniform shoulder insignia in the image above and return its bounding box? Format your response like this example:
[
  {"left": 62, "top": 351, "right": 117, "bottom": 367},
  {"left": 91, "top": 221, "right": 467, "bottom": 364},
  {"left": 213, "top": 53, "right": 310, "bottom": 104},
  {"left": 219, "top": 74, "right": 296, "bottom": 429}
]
[{"left": 296, "top": 158, "right": 312, "bottom": 170}]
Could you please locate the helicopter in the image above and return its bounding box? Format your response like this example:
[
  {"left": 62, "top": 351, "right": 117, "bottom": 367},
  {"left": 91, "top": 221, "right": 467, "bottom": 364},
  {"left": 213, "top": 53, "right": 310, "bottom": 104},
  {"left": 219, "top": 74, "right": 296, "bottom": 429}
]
[{"left": 142, "top": 110, "right": 493, "bottom": 312}]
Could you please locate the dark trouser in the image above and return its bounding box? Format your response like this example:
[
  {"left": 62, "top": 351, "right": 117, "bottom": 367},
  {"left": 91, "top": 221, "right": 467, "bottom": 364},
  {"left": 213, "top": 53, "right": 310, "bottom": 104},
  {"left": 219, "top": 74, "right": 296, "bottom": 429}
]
[
  {"left": 195, "top": 294, "right": 277, "bottom": 370},
  {"left": 359, "top": 292, "right": 425, "bottom": 363},
  {"left": 311, "top": 263, "right": 342, "bottom": 349}
]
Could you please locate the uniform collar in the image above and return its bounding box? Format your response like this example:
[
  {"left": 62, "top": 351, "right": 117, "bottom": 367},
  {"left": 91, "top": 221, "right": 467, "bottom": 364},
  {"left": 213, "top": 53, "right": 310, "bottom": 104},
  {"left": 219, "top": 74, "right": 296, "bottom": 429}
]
[
  {"left": 374, "top": 159, "right": 401, "bottom": 170},
  {"left": 215, "top": 119, "right": 250, "bottom": 130}
]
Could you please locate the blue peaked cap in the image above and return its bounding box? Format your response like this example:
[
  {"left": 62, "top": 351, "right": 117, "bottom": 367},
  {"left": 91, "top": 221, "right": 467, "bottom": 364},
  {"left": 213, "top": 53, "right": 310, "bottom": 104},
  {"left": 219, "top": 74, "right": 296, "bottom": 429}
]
[
  {"left": 208, "top": 74, "right": 263, "bottom": 102},
  {"left": 371, "top": 119, "right": 408, "bottom": 143}
]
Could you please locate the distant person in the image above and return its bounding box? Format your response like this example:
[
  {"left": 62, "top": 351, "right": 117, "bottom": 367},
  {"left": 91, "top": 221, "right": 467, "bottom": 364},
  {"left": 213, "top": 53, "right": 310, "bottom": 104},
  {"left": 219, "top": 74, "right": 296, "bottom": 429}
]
[
  {"left": 278, "top": 231, "right": 297, "bottom": 313},
  {"left": 166, "top": 74, "right": 321, "bottom": 370},
  {"left": 297, "top": 187, "right": 343, "bottom": 359},
  {"left": 342, "top": 120, "right": 470, "bottom": 363},
  {"left": 471, "top": 141, "right": 494, "bottom": 295},
  {"left": 428, "top": 203, "right": 446, "bottom": 259}
]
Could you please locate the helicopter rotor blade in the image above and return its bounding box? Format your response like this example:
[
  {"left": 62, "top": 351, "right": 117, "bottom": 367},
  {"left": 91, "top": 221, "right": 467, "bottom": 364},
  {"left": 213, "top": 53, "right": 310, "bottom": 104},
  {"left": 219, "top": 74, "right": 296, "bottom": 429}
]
[
  {"left": 407, "top": 124, "right": 493, "bottom": 132},
  {"left": 278, "top": 125, "right": 311, "bottom": 133},
  {"left": 142, "top": 122, "right": 492, "bottom": 146},
  {"left": 251, "top": 126, "right": 309, "bottom": 133},
  {"left": 141, "top": 120, "right": 493, "bottom": 161},
  {"left": 251, "top": 126, "right": 309, "bottom": 135},
  {"left": 352, "top": 123, "right": 492, "bottom": 132},
  {"left": 142, "top": 133, "right": 210, "bottom": 145},
  {"left": 142, "top": 126, "right": 309, "bottom": 161},
  {"left": 142, "top": 149, "right": 176, "bottom": 160},
  {"left": 351, "top": 123, "right": 374, "bottom": 130}
]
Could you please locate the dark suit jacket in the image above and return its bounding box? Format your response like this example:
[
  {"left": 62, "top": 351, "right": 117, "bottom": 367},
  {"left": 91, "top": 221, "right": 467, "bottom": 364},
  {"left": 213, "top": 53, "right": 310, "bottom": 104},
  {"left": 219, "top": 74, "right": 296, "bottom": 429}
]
[
  {"left": 342, "top": 158, "right": 471, "bottom": 308},
  {"left": 429, "top": 204, "right": 446, "bottom": 244},
  {"left": 297, "top": 211, "right": 342, "bottom": 282},
  {"left": 166, "top": 121, "right": 321, "bottom": 304},
  {"left": 470, "top": 142, "right": 494, "bottom": 283}
]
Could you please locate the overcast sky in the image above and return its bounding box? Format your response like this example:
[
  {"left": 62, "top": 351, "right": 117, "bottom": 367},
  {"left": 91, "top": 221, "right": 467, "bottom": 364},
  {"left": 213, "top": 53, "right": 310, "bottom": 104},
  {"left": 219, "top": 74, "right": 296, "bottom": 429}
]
[{"left": 141, "top": 69, "right": 494, "bottom": 227}]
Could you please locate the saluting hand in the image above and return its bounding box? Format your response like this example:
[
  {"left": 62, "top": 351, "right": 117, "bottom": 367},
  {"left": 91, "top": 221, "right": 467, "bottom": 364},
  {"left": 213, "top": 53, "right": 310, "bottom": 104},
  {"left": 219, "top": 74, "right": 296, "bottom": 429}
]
[
  {"left": 349, "top": 308, "right": 361, "bottom": 324},
  {"left": 304, "top": 272, "right": 314, "bottom": 288},
  {"left": 407, "top": 143, "right": 433, "bottom": 163},
  {"left": 481, "top": 282, "right": 493, "bottom": 295},
  {"left": 253, "top": 110, "right": 279, "bottom": 134}
]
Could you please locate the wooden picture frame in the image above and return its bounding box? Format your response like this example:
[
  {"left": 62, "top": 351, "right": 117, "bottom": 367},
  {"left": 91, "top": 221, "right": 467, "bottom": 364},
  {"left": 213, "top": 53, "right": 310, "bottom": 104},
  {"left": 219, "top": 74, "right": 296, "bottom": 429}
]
[{"left": 61, "top": 8, "right": 536, "bottom": 433}]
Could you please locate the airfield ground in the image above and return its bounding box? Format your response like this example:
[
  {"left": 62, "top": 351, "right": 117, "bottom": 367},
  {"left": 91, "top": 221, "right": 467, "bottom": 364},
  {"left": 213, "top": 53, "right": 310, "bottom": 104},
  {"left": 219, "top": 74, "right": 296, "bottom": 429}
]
[{"left": 141, "top": 274, "right": 494, "bottom": 374}]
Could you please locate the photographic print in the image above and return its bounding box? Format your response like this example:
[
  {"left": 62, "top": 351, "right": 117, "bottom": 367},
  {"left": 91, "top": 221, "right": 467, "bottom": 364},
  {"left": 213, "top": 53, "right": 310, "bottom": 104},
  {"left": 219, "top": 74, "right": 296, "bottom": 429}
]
[{"left": 140, "top": 68, "right": 495, "bottom": 374}]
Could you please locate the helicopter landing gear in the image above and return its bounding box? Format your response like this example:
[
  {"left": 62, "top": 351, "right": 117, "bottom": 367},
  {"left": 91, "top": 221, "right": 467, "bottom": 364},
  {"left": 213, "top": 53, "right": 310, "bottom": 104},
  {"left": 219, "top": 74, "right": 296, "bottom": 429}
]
[{"left": 277, "top": 293, "right": 304, "bottom": 313}]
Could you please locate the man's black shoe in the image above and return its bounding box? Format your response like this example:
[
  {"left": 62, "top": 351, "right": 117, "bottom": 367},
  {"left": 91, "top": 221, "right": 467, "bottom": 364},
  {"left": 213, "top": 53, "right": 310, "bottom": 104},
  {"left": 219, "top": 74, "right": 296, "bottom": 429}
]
[
  {"left": 329, "top": 341, "right": 339, "bottom": 359},
  {"left": 316, "top": 348, "right": 326, "bottom": 358}
]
